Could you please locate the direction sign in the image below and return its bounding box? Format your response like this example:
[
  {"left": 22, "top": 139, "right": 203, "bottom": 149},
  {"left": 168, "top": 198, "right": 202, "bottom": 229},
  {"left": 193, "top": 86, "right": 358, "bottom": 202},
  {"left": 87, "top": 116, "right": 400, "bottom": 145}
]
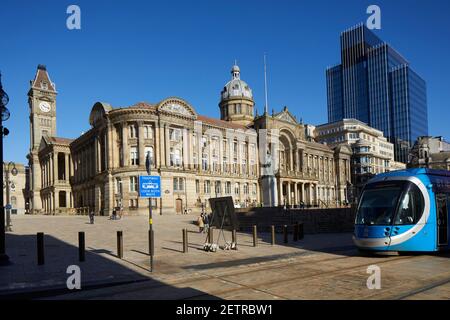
[{"left": 139, "top": 176, "right": 161, "bottom": 198}]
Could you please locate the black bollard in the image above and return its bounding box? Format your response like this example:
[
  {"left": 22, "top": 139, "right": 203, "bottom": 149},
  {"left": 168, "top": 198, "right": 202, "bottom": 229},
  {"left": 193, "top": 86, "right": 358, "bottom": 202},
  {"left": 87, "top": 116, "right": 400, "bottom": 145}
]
[
  {"left": 271, "top": 225, "right": 275, "bottom": 245},
  {"left": 253, "top": 225, "right": 257, "bottom": 247},
  {"left": 293, "top": 223, "right": 299, "bottom": 242},
  {"left": 283, "top": 225, "right": 288, "bottom": 244},
  {"left": 208, "top": 227, "right": 214, "bottom": 243},
  {"left": 37, "top": 232, "right": 44, "bottom": 265},
  {"left": 78, "top": 232, "right": 85, "bottom": 262},
  {"left": 182, "top": 229, "right": 188, "bottom": 253},
  {"left": 117, "top": 231, "right": 123, "bottom": 259},
  {"left": 232, "top": 229, "right": 237, "bottom": 244},
  {"left": 298, "top": 222, "right": 304, "bottom": 240}
]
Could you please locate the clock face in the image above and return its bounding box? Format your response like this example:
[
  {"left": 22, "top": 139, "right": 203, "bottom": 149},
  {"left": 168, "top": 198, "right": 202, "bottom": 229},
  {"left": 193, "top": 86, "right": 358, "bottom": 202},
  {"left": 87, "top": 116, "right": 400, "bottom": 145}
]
[{"left": 39, "top": 101, "right": 51, "bottom": 113}]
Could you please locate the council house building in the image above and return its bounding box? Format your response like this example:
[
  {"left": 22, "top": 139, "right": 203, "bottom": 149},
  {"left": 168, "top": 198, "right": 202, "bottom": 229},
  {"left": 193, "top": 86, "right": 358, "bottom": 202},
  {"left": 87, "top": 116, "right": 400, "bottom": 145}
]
[{"left": 27, "top": 64, "right": 352, "bottom": 215}]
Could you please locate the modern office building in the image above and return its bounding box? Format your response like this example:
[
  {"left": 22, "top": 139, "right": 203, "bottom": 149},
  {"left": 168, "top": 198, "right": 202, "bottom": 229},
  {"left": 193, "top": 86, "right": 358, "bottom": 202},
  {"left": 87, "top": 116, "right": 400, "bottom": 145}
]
[
  {"left": 315, "top": 118, "right": 405, "bottom": 199},
  {"left": 326, "top": 23, "right": 428, "bottom": 163}
]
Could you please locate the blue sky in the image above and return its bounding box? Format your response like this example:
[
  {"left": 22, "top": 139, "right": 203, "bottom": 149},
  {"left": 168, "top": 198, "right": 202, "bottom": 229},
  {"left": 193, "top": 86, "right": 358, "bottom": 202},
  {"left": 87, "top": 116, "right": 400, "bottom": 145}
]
[{"left": 1, "top": 0, "right": 449, "bottom": 164}]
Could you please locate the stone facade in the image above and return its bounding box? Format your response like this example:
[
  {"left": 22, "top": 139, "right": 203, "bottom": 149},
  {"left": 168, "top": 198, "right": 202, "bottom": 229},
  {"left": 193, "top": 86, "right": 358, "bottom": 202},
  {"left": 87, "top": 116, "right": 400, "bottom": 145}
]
[
  {"left": 409, "top": 136, "right": 450, "bottom": 170},
  {"left": 315, "top": 118, "right": 406, "bottom": 197},
  {"left": 27, "top": 64, "right": 353, "bottom": 215},
  {"left": 2, "top": 163, "right": 27, "bottom": 215}
]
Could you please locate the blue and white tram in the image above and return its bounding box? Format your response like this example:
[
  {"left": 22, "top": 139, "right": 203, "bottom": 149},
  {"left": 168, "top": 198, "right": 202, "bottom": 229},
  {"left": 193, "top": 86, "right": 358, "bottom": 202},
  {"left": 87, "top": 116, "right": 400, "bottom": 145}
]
[{"left": 353, "top": 168, "right": 450, "bottom": 252}]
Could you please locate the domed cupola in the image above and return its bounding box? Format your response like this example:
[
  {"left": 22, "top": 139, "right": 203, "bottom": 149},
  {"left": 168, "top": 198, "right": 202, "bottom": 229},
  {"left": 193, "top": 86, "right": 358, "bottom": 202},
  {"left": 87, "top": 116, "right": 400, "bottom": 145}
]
[{"left": 219, "top": 63, "right": 255, "bottom": 126}]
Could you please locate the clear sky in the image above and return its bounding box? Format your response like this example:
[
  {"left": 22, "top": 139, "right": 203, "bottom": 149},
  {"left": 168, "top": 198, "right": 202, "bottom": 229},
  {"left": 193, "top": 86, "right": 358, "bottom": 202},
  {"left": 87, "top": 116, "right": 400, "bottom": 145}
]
[{"left": 1, "top": 0, "right": 449, "bottom": 164}]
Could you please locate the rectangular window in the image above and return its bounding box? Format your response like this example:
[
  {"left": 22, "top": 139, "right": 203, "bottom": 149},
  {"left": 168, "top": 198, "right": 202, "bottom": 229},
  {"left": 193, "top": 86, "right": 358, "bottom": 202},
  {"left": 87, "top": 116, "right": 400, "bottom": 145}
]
[
  {"left": 144, "top": 125, "right": 153, "bottom": 139},
  {"left": 173, "top": 177, "right": 184, "bottom": 192},
  {"left": 130, "top": 146, "right": 139, "bottom": 165},
  {"left": 204, "top": 180, "right": 211, "bottom": 194},
  {"left": 129, "top": 176, "right": 138, "bottom": 192},
  {"left": 170, "top": 128, "right": 182, "bottom": 141},
  {"left": 129, "top": 124, "right": 137, "bottom": 138},
  {"left": 144, "top": 146, "right": 154, "bottom": 166},
  {"left": 196, "top": 179, "right": 200, "bottom": 194}
]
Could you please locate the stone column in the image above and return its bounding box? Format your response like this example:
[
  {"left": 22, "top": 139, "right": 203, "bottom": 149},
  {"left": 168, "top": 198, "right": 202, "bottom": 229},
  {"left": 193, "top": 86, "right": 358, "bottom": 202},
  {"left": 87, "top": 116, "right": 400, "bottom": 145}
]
[
  {"left": 219, "top": 135, "right": 224, "bottom": 173},
  {"left": 315, "top": 184, "right": 319, "bottom": 206},
  {"left": 155, "top": 123, "right": 161, "bottom": 167},
  {"left": 165, "top": 124, "right": 170, "bottom": 167},
  {"left": 94, "top": 136, "right": 99, "bottom": 173},
  {"left": 138, "top": 122, "right": 145, "bottom": 167},
  {"left": 183, "top": 128, "right": 188, "bottom": 169},
  {"left": 65, "top": 153, "right": 69, "bottom": 181},
  {"left": 122, "top": 124, "right": 128, "bottom": 167},
  {"left": 301, "top": 183, "right": 305, "bottom": 202},
  {"left": 287, "top": 182, "right": 291, "bottom": 206},
  {"left": 108, "top": 125, "right": 114, "bottom": 169},
  {"left": 278, "top": 179, "right": 283, "bottom": 206}
]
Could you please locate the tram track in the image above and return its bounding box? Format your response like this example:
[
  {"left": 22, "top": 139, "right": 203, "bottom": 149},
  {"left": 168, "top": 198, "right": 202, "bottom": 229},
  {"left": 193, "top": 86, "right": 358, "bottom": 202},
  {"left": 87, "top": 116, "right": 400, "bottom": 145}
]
[{"left": 182, "top": 252, "right": 424, "bottom": 300}]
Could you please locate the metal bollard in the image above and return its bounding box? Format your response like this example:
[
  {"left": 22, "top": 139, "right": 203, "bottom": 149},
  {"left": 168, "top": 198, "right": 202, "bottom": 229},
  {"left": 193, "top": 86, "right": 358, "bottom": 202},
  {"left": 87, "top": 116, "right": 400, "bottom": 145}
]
[
  {"left": 182, "top": 229, "right": 188, "bottom": 253},
  {"left": 271, "top": 225, "right": 275, "bottom": 245},
  {"left": 208, "top": 227, "right": 214, "bottom": 243},
  {"left": 293, "top": 223, "right": 299, "bottom": 242},
  {"left": 253, "top": 225, "right": 257, "bottom": 247},
  {"left": 78, "top": 232, "right": 85, "bottom": 262},
  {"left": 117, "top": 231, "right": 123, "bottom": 259},
  {"left": 232, "top": 229, "right": 237, "bottom": 245},
  {"left": 37, "top": 232, "right": 44, "bottom": 265},
  {"left": 283, "top": 225, "right": 288, "bottom": 244},
  {"left": 298, "top": 222, "right": 304, "bottom": 240}
]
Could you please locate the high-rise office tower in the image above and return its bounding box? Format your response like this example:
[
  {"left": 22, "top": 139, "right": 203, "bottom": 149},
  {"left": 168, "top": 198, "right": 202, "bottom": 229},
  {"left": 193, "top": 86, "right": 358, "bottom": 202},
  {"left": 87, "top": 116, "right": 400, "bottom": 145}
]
[{"left": 326, "top": 24, "right": 428, "bottom": 163}]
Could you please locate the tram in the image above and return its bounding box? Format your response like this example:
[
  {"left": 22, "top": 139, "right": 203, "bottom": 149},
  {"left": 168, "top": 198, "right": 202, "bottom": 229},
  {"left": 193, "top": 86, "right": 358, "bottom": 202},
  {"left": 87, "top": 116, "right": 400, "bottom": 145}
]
[{"left": 353, "top": 168, "right": 450, "bottom": 252}]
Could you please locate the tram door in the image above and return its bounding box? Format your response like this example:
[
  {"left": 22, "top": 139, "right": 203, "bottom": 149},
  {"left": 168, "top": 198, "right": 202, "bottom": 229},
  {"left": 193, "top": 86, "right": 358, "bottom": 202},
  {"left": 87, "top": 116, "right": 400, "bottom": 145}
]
[{"left": 436, "top": 194, "right": 449, "bottom": 247}]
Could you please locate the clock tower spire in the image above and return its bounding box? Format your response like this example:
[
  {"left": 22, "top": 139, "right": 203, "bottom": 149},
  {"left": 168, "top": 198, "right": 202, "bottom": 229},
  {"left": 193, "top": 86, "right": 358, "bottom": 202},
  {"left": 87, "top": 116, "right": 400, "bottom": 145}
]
[{"left": 27, "top": 64, "right": 58, "bottom": 213}]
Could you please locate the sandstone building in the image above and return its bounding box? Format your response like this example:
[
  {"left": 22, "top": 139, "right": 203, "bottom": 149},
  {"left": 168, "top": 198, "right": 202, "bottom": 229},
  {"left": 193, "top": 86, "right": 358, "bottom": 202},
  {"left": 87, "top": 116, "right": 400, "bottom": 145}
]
[{"left": 27, "top": 64, "right": 352, "bottom": 215}]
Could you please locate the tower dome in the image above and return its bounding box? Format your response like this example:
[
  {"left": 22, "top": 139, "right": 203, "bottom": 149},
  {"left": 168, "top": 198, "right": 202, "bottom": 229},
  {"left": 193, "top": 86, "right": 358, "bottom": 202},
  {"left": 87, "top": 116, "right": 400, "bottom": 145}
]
[{"left": 219, "top": 63, "right": 255, "bottom": 126}]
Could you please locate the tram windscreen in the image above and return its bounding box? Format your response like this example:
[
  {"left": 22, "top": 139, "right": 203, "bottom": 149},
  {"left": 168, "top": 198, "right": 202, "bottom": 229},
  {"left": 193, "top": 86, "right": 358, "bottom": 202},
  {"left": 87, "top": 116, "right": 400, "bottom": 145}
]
[{"left": 356, "top": 181, "right": 425, "bottom": 226}]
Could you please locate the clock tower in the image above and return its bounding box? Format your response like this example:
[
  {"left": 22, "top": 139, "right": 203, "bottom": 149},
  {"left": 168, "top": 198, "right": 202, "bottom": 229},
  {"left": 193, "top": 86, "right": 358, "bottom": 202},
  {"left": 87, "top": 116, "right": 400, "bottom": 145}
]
[{"left": 27, "top": 64, "right": 57, "bottom": 213}]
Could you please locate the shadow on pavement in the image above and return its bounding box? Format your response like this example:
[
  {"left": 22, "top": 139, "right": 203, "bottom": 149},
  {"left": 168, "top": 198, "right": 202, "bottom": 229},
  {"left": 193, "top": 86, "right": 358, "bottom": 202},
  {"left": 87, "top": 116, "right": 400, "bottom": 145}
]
[{"left": 0, "top": 233, "right": 219, "bottom": 300}]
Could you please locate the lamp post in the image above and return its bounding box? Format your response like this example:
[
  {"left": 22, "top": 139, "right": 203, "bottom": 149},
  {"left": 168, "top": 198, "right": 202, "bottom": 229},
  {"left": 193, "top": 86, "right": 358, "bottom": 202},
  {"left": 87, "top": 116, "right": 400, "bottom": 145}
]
[
  {"left": 0, "top": 71, "right": 11, "bottom": 265},
  {"left": 3, "top": 162, "right": 18, "bottom": 232},
  {"left": 145, "top": 153, "right": 154, "bottom": 272}
]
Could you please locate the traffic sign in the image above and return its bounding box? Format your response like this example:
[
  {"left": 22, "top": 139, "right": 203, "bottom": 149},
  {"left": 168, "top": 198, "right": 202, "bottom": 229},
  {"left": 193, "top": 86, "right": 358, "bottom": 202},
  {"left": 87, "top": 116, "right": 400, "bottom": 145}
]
[
  {"left": 5, "top": 204, "right": 11, "bottom": 210},
  {"left": 139, "top": 176, "right": 161, "bottom": 198}
]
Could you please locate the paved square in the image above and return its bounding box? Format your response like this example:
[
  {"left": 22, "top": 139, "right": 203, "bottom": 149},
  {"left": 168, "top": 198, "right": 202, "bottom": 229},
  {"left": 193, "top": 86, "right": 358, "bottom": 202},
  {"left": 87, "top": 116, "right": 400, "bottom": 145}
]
[{"left": 1, "top": 214, "right": 449, "bottom": 300}]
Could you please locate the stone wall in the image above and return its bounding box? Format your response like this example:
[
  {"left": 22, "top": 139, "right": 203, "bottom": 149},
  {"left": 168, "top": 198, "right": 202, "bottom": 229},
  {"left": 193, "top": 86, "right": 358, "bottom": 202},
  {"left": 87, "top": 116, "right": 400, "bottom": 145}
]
[{"left": 235, "top": 207, "right": 356, "bottom": 234}]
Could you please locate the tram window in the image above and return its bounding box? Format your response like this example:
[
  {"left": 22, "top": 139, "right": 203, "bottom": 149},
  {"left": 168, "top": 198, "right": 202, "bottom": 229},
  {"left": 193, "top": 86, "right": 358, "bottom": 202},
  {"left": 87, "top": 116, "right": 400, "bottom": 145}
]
[{"left": 394, "top": 184, "right": 424, "bottom": 225}]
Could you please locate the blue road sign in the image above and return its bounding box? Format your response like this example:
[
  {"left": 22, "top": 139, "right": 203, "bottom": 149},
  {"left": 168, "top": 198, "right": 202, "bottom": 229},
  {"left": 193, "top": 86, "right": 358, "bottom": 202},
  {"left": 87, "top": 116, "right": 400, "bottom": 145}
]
[
  {"left": 139, "top": 176, "right": 161, "bottom": 198},
  {"left": 5, "top": 204, "right": 12, "bottom": 210}
]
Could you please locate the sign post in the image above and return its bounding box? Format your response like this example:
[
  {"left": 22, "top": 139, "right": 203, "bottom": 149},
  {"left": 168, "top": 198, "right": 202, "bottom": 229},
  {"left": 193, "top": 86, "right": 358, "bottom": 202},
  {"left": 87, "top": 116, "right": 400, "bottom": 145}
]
[{"left": 140, "top": 154, "right": 161, "bottom": 272}]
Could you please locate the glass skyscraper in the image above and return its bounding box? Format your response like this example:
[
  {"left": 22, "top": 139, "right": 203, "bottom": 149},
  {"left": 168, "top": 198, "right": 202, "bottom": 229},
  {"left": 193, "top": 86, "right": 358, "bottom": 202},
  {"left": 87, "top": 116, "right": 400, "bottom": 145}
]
[{"left": 326, "top": 24, "right": 428, "bottom": 163}]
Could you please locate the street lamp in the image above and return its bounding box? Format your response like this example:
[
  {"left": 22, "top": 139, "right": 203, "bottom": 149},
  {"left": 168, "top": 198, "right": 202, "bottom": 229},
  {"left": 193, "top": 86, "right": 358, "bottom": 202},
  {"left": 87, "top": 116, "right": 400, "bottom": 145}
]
[
  {"left": 3, "top": 162, "right": 18, "bottom": 232},
  {"left": 0, "top": 71, "right": 11, "bottom": 265}
]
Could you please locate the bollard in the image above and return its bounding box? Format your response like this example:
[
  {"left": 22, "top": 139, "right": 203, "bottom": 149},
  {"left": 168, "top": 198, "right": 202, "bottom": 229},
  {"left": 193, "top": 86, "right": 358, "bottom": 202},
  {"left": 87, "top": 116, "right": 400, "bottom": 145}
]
[
  {"left": 182, "top": 229, "right": 188, "bottom": 253},
  {"left": 293, "top": 223, "right": 299, "bottom": 242},
  {"left": 208, "top": 227, "right": 214, "bottom": 243},
  {"left": 283, "top": 225, "right": 288, "bottom": 244},
  {"left": 37, "top": 232, "right": 44, "bottom": 265},
  {"left": 78, "top": 232, "right": 85, "bottom": 262},
  {"left": 252, "top": 225, "right": 257, "bottom": 247},
  {"left": 185, "top": 229, "right": 189, "bottom": 253},
  {"left": 298, "top": 222, "right": 304, "bottom": 240},
  {"left": 232, "top": 229, "right": 237, "bottom": 245},
  {"left": 271, "top": 225, "right": 275, "bottom": 245},
  {"left": 117, "top": 231, "right": 123, "bottom": 259}
]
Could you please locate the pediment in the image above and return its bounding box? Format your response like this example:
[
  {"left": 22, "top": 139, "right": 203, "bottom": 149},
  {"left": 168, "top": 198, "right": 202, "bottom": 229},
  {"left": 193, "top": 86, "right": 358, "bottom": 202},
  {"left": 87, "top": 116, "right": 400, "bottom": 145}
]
[
  {"left": 274, "top": 107, "right": 297, "bottom": 124},
  {"left": 157, "top": 98, "right": 197, "bottom": 118}
]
